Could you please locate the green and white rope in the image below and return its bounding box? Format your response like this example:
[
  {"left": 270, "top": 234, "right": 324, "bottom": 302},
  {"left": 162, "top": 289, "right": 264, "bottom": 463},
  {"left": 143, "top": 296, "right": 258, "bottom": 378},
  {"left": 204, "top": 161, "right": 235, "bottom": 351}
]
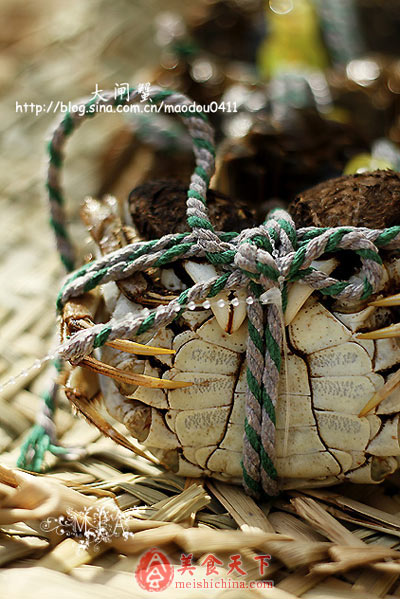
[
  {"left": 21, "top": 85, "right": 218, "bottom": 472},
  {"left": 47, "top": 86, "right": 217, "bottom": 272},
  {"left": 19, "top": 84, "right": 400, "bottom": 498},
  {"left": 17, "top": 359, "right": 85, "bottom": 470}
]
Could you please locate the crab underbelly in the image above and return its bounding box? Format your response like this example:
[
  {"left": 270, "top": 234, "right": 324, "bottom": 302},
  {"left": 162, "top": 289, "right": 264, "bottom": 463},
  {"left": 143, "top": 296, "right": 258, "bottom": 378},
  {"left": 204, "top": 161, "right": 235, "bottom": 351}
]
[
  {"left": 275, "top": 349, "right": 399, "bottom": 488},
  {"left": 281, "top": 299, "right": 400, "bottom": 488},
  {"left": 99, "top": 298, "right": 400, "bottom": 489}
]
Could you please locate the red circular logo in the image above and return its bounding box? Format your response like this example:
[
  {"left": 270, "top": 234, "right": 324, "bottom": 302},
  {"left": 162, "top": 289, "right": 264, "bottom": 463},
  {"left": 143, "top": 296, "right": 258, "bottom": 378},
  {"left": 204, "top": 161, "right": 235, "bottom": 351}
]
[{"left": 135, "top": 548, "right": 174, "bottom": 592}]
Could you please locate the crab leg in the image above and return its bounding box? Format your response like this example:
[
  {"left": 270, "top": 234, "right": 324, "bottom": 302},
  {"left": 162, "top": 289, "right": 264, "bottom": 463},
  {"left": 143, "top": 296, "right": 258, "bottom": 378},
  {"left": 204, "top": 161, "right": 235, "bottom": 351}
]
[
  {"left": 65, "top": 367, "right": 159, "bottom": 464},
  {"left": 106, "top": 338, "right": 174, "bottom": 355},
  {"left": 284, "top": 258, "right": 338, "bottom": 325},
  {"left": 63, "top": 293, "right": 174, "bottom": 356},
  {"left": 357, "top": 324, "right": 400, "bottom": 340},
  {"left": 74, "top": 319, "right": 174, "bottom": 356},
  {"left": 355, "top": 291, "right": 400, "bottom": 339},
  {"left": 359, "top": 369, "right": 400, "bottom": 416},
  {"left": 80, "top": 356, "right": 192, "bottom": 389},
  {"left": 81, "top": 196, "right": 148, "bottom": 300},
  {"left": 370, "top": 293, "right": 400, "bottom": 307},
  {"left": 357, "top": 289, "right": 400, "bottom": 412}
]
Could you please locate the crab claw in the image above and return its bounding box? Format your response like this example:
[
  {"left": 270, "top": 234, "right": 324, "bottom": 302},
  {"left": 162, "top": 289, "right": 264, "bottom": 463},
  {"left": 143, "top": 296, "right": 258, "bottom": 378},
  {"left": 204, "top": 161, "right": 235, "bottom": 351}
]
[
  {"left": 370, "top": 293, "right": 400, "bottom": 307},
  {"left": 81, "top": 357, "right": 192, "bottom": 389},
  {"left": 183, "top": 261, "right": 247, "bottom": 334},
  {"left": 359, "top": 369, "right": 400, "bottom": 417}
]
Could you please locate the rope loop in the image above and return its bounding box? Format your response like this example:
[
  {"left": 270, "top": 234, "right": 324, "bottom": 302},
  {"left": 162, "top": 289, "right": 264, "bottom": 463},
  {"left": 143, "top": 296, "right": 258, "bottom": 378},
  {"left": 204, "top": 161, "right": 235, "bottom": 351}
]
[{"left": 47, "top": 86, "right": 218, "bottom": 272}]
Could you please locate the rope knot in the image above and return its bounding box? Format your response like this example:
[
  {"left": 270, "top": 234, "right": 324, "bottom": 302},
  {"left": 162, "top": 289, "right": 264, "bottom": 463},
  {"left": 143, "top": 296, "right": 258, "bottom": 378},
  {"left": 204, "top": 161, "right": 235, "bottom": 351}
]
[{"left": 234, "top": 211, "right": 297, "bottom": 293}]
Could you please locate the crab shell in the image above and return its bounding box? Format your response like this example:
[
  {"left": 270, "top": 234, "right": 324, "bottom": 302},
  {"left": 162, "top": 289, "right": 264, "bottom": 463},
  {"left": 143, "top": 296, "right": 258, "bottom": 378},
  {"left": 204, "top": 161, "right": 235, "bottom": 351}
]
[
  {"left": 64, "top": 197, "right": 400, "bottom": 490},
  {"left": 77, "top": 281, "right": 399, "bottom": 490}
]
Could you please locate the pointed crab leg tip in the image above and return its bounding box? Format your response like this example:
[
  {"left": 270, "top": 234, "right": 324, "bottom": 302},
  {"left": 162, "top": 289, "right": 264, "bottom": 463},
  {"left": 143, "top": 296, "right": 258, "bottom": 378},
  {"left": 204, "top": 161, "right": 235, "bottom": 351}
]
[
  {"left": 358, "top": 399, "right": 378, "bottom": 418},
  {"left": 284, "top": 258, "right": 339, "bottom": 326},
  {"left": 80, "top": 357, "right": 192, "bottom": 390},
  {"left": 107, "top": 339, "right": 175, "bottom": 356},
  {"left": 370, "top": 293, "right": 400, "bottom": 307},
  {"left": 359, "top": 369, "right": 400, "bottom": 417},
  {"left": 164, "top": 379, "right": 193, "bottom": 389},
  {"left": 356, "top": 323, "right": 400, "bottom": 340}
]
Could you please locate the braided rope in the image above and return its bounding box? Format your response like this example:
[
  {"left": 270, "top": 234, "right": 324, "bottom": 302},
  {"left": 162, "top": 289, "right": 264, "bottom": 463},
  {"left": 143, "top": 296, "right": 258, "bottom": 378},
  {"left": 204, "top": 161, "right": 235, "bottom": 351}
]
[
  {"left": 19, "top": 84, "right": 400, "bottom": 498},
  {"left": 47, "top": 86, "right": 217, "bottom": 272},
  {"left": 20, "top": 85, "right": 219, "bottom": 472},
  {"left": 17, "top": 360, "right": 85, "bottom": 470}
]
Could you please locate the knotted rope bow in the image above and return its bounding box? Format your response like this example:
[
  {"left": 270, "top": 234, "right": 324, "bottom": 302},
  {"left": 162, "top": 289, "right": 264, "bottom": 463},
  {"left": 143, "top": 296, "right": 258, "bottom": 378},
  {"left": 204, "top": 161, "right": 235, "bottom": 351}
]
[{"left": 20, "top": 86, "right": 400, "bottom": 498}]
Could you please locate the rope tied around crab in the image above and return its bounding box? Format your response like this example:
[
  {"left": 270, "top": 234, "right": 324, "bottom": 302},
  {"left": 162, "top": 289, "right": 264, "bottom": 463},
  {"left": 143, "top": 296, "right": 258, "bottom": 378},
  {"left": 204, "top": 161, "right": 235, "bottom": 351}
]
[
  {"left": 18, "top": 85, "right": 400, "bottom": 498},
  {"left": 55, "top": 211, "right": 398, "bottom": 497}
]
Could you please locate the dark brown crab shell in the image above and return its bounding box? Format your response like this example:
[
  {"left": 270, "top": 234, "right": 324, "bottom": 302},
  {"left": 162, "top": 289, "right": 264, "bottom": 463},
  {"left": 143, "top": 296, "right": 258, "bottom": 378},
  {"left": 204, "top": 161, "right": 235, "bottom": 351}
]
[{"left": 289, "top": 170, "right": 400, "bottom": 230}]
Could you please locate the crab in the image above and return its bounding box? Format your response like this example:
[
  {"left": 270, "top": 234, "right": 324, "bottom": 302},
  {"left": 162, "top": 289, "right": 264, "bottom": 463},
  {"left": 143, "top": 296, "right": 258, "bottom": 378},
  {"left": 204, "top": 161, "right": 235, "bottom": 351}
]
[{"left": 61, "top": 188, "right": 400, "bottom": 491}]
